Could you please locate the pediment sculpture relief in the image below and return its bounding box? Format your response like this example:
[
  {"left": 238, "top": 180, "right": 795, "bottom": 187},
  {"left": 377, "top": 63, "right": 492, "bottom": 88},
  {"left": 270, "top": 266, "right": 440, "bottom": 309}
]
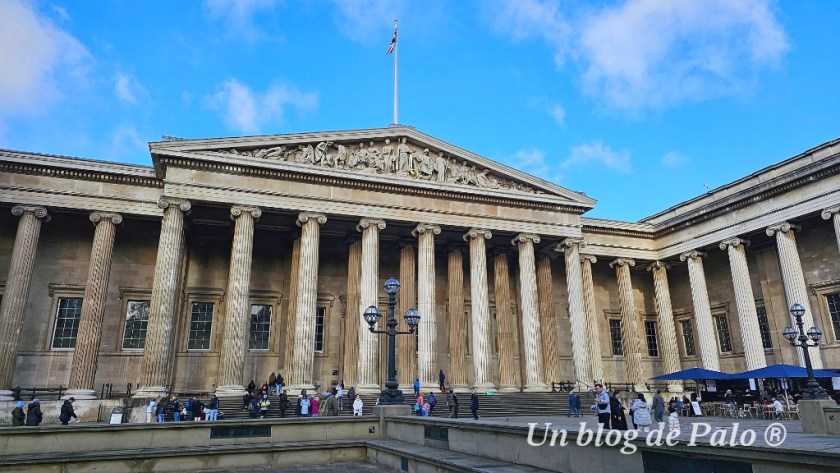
[{"left": 217, "top": 137, "right": 538, "bottom": 194}]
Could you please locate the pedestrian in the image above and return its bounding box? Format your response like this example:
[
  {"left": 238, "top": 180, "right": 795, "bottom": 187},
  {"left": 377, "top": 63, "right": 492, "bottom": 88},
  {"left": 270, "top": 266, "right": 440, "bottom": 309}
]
[
  {"left": 145, "top": 398, "right": 156, "bottom": 423},
  {"left": 610, "top": 390, "right": 628, "bottom": 430},
  {"left": 298, "top": 391, "right": 311, "bottom": 418},
  {"left": 25, "top": 399, "right": 43, "bottom": 426},
  {"left": 207, "top": 395, "right": 219, "bottom": 421},
  {"left": 59, "top": 397, "right": 78, "bottom": 425},
  {"left": 438, "top": 369, "right": 446, "bottom": 391},
  {"left": 592, "top": 384, "right": 611, "bottom": 429},
  {"left": 428, "top": 391, "right": 437, "bottom": 415},
  {"left": 415, "top": 393, "right": 425, "bottom": 416},
  {"left": 413, "top": 378, "right": 421, "bottom": 397},
  {"left": 447, "top": 388, "right": 459, "bottom": 418},
  {"left": 322, "top": 389, "right": 338, "bottom": 416},
  {"left": 311, "top": 396, "right": 320, "bottom": 417},
  {"left": 11, "top": 400, "right": 26, "bottom": 426},
  {"left": 277, "top": 373, "right": 285, "bottom": 393},
  {"left": 470, "top": 388, "right": 479, "bottom": 420},
  {"left": 279, "top": 389, "right": 289, "bottom": 418},
  {"left": 248, "top": 380, "right": 257, "bottom": 393},
  {"left": 190, "top": 397, "right": 204, "bottom": 421},
  {"left": 243, "top": 390, "right": 252, "bottom": 410},
  {"left": 268, "top": 372, "right": 277, "bottom": 395},
  {"left": 567, "top": 391, "right": 581, "bottom": 418},
  {"left": 336, "top": 384, "right": 345, "bottom": 410},
  {"left": 353, "top": 395, "right": 364, "bottom": 416},
  {"left": 249, "top": 395, "right": 260, "bottom": 419},
  {"left": 259, "top": 394, "right": 271, "bottom": 419},
  {"left": 653, "top": 389, "right": 665, "bottom": 423},
  {"left": 631, "top": 393, "right": 652, "bottom": 432},
  {"left": 171, "top": 396, "right": 182, "bottom": 422},
  {"left": 422, "top": 400, "right": 431, "bottom": 417},
  {"left": 155, "top": 398, "right": 166, "bottom": 422},
  {"left": 668, "top": 406, "right": 681, "bottom": 435}
]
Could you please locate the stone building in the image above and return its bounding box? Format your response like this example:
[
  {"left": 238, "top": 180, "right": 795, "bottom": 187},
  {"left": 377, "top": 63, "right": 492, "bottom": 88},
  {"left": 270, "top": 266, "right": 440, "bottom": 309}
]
[{"left": 1, "top": 127, "right": 839, "bottom": 401}]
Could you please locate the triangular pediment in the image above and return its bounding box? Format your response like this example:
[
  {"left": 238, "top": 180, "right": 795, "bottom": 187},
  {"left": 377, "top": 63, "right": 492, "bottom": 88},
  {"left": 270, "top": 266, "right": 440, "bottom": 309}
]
[{"left": 150, "top": 127, "right": 596, "bottom": 210}]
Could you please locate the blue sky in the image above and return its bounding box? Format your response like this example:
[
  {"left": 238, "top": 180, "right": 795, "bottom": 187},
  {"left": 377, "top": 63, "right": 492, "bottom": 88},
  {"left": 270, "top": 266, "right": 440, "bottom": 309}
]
[{"left": 1, "top": 0, "right": 838, "bottom": 221}]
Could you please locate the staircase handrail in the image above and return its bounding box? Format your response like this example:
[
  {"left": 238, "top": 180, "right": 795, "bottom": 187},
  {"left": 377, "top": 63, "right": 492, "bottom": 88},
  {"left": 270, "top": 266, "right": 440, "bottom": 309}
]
[{"left": 574, "top": 380, "right": 595, "bottom": 393}]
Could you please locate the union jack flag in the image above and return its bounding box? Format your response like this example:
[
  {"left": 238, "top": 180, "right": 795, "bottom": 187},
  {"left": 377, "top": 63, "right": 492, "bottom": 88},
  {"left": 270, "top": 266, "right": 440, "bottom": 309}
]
[{"left": 386, "top": 23, "right": 397, "bottom": 54}]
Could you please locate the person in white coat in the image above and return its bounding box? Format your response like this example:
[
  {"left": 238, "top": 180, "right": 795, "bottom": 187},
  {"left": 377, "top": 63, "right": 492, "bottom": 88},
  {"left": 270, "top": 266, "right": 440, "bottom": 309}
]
[
  {"left": 146, "top": 399, "right": 157, "bottom": 423},
  {"left": 668, "top": 406, "right": 681, "bottom": 436},
  {"left": 353, "top": 395, "right": 364, "bottom": 416},
  {"left": 630, "top": 393, "right": 653, "bottom": 432}
]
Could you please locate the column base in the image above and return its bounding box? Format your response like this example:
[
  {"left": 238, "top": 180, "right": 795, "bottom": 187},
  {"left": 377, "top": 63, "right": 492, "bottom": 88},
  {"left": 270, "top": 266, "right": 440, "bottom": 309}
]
[
  {"left": 666, "top": 382, "right": 685, "bottom": 394},
  {"left": 497, "top": 384, "right": 520, "bottom": 393},
  {"left": 471, "top": 382, "right": 496, "bottom": 394},
  {"left": 285, "top": 384, "right": 316, "bottom": 394},
  {"left": 450, "top": 384, "right": 470, "bottom": 393},
  {"left": 524, "top": 383, "right": 550, "bottom": 393},
  {"left": 0, "top": 390, "right": 14, "bottom": 401},
  {"left": 62, "top": 389, "right": 97, "bottom": 400},
  {"left": 633, "top": 384, "right": 649, "bottom": 394},
  {"left": 215, "top": 384, "right": 246, "bottom": 397},
  {"left": 132, "top": 386, "right": 169, "bottom": 399},
  {"left": 420, "top": 382, "right": 439, "bottom": 394},
  {"left": 355, "top": 383, "right": 382, "bottom": 395}
]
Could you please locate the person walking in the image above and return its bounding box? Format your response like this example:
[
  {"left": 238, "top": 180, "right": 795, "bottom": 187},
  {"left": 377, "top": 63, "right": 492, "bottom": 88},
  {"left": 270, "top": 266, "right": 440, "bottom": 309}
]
[
  {"left": 413, "top": 379, "right": 421, "bottom": 397},
  {"left": 145, "top": 399, "right": 156, "bottom": 423},
  {"left": 59, "top": 397, "right": 78, "bottom": 425},
  {"left": 298, "top": 392, "right": 311, "bottom": 418},
  {"left": 438, "top": 370, "right": 446, "bottom": 392},
  {"left": 668, "top": 406, "right": 681, "bottom": 435},
  {"left": 567, "top": 391, "right": 581, "bottom": 418},
  {"left": 171, "top": 396, "right": 182, "bottom": 422},
  {"left": 268, "top": 372, "right": 277, "bottom": 395},
  {"left": 278, "top": 389, "right": 289, "bottom": 418},
  {"left": 155, "top": 398, "right": 167, "bottom": 422},
  {"left": 353, "top": 395, "right": 364, "bottom": 416},
  {"left": 447, "top": 388, "right": 459, "bottom": 418},
  {"left": 631, "top": 393, "right": 652, "bottom": 432},
  {"left": 25, "top": 399, "right": 43, "bottom": 426},
  {"left": 652, "top": 389, "right": 665, "bottom": 424},
  {"left": 11, "top": 401, "right": 25, "bottom": 426},
  {"left": 322, "top": 389, "right": 338, "bottom": 416},
  {"left": 428, "top": 392, "right": 437, "bottom": 416},
  {"left": 206, "top": 395, "right": 219, "bottom": 421},
  {"left": 610, "top": 390, "right": 628, "bottom": 430},
  {"left": 592, "top": 384, "right": 611, "bottom": 429},
  {"left": 725, "top": 389, "right": 736, "bottom": 417},
  {"left": 336, "top": 384, "right": 345, "bottom": 410},
  {"left": 470, "top": 388, "right": 479, "bottom": 420},
  {"left": 190, "top": 397, "right": 204, "bottom": 421}
]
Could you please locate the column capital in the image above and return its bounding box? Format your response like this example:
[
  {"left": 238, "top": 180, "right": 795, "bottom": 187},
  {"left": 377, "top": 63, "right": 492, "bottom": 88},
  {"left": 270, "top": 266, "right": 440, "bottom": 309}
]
[
  {"left": 822, "top": 206, "right": 840, "bottom": 220},
  {"left": 157, "top": 197, "right": 191, "bottom": 212},
  {"left": 356, "top": 217, "right": 385, "bottom": 232},
  {"left": 719, "top": 237, "right": 749, "bottom": 251},
  {"left": 765, "top": 221, "right": 800, "bottom": 236},
  {"left": 298, "top": 212, "right": 327, "bottom": 227},
  {"left": 555, "top": 237, "right": 586, "bottom": 253},
  {"left": 230, "top": 205, "right": 262, "bottom": 220},
  {"left": 89, "top": 211, "right": 123, "bottom": 226},
  {"left": 463, "top": 228, "right": 492, "bottom": 241},
  {"left": 646, "top": 261, "right": 670, "bottom": 271},
  {"left": 580, "top": 254, "right": 597, "bottom": 264},
  {"left": 412, "top": 223, "right": 441, "bottom": 237},
  {"left": 609, "top": 257, "right": 635, "bottom": 268},
  {"left": 11, "top": 205, "right": 49, "bottom": 221},
  {"left": 679, "top": 250, "right": 706, "bottom": 262},
  {"left": 511, "top": 233, "right": 540, "bottom": 247}
]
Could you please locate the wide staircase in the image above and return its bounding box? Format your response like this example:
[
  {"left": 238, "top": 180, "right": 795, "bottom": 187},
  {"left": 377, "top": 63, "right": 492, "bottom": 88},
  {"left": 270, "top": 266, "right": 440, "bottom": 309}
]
[{"left": 210, "top": 390, "right": 594, "bottom": 420}]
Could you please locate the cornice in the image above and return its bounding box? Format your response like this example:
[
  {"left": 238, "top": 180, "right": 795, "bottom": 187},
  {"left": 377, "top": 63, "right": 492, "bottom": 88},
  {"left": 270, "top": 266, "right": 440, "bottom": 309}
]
[
  {"left": 0, "top": 150, "right": 162, "bottom": 189},
  {"left": 581, "top": 218, "right": 655, "bottom": 239}
]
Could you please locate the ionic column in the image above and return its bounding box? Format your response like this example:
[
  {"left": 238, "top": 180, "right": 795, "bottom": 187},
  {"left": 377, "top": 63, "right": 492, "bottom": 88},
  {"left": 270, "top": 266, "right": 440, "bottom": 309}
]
[
  {"left": 767, "top": 222, "right": 823, "bottom": 368},
  {"left": 283, "top": 234, "right": 301, "bottom": 380},
  {"left": 580, "top": 255, "right": 604, "bottom": 384},
  {"left": 463, "top": 229, "right": 495, "bottom": 391},
  {"left": 65, "top": 212, "right": 122, "bottom": 400},
  {"left": 356, "top": 218, "right": 386, "bottom": 393},
  {"left": 679, "top": 250, "right": 720, "bottom": 371},
  {"left": 822, "top": 206, "right": 840, "bottom": 257},
  {"left": 512, "top": 233, "right": 548, "bottom": 392},
  {"left": 535, "top": 253, "right": 561, "bottom": 386},
  {"left": 288, "top": 212, "right": 327, "bottom": 391},
  {"left": 610, "top": 258, "right": 645, "bottom": 392},
  {"left": 135, "top": 198, "right": 191, "bottom": 398},
  {"left": 342, "top": 235, "right": 361, "bottom": 388},
  {"left": 0, "top": 205, "right": 49, "bottom": 399},
  {"left": 397, "top": 239, "right": 417, "bottom": 391},
  {"left": 720, "top": 238, "right": 767, "bottom": 370},
  {"left": 414, "top": 224, "right": 440, "bottom": 390},
  {"left": 557, "top": 239, "right": 589, "bottom": 386},
  {"left": 447, "top": 246, "right": 468, "bottom": 390},
  {"left": 216, "top": 206, "right": 261, "bottom": 396},
  {"left": 492, "top": 249, "right": 519, "bottom": 392},
  {"left": 646, "top": 262, "right": 683, "bottom": 393}
]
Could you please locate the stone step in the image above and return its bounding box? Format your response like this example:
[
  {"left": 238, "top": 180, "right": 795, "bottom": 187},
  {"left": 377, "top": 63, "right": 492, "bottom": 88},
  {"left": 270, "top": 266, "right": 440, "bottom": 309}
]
[{"left": 367, "top": 439, "right": 555, "bottom": 472}]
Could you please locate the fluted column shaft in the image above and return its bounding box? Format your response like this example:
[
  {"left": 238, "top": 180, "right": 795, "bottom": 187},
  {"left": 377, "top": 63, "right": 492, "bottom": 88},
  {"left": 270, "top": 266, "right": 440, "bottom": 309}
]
[
  {"left": 136, "top": 198, "right": 190, "bottom": 398},
  {"left": 536, "top": 255, "right": 561, "bottom": 385},
  {"left": 447, "top": 248, "right": 468, "bottom": 389},
  {"left": 513, "top": 233, "right": 548, "bottom": 392},
  {"left": 415, "top": 224, "right": 440, "bottom": 390},
  {"left": 611, "top": 258, "right": 645, "bottom": 390},
  {"left": 464, "top": 229, "right": 494, "bottom": 391},
  {"left": 288, "top": 213, "right": 327, "bottom": 390},
  {"left": 397, "top": 240, "right": 417, "bottom": 389},
  {"left": 66, "top": 212, "right": 122, "bottom": 399},
  {"left": 283, "top": 236, "right": 302, "bottom": 379},
  {"left": 680, "top": 251, "right": 720, "bottom": 371},
  {"left": 357, "top": 218, "right": 386, "bottom": 392},
  {"left": 493, "top": 251, "right": 519, "bottom": 391},
  {"left": 559, "top": 239, "right": 589, "bottom": 385},
  {"left": 767, "top": 223, "right": 822, "bottom": 368},
  {"left": 822, "top": 207, "right": 840, "bottom": 257},
  {"left": 580, "top": 255, "right": 604, "bottom": 384},
  {"left": 0, "top": 206, "right": 49, "bottom": 397},
  {"left": 720, "top": 238, "right": 767, "bottom": 370},
  {"left": 216, "top": 206, "right": 261, "bottom": 395},
  {"left": 342, "top": 237, "right": 361, "bottom": 387},
  {"left": 647, "top": 262, "right": 683, "bottom": 392}
]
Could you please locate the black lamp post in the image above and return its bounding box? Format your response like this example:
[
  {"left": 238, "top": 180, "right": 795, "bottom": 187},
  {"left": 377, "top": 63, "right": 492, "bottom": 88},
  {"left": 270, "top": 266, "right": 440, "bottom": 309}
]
[
  {"left": 362, "top": 277, "right": 420, "bottom": 405},
  {"left": 782, "top": 303, "right": 829, "bottom": 400}
]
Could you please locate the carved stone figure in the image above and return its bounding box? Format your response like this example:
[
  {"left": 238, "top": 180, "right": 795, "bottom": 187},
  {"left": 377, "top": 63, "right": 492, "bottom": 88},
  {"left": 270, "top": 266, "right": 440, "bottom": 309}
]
[
  {"left": 434, "top": 152, "right": 447, "bottom": 182},
  {"left": 334, "top": 143, "right": 347, "bottom": 168},
  {"left": 476, "top": 169, "right": 499, "bottom": 189},
  {"left": 381, "top": 139, "right": 395, "bottom": 173},
  {"left": 315, "top": 142, "right": 330, "bottom": 166},
  {"left": 368, "top": 141, "right": 384, "bottom": 172},
  {"left": 418, "top": 149, "right": 433, "bottom": 178},
  {"left": 296, "top": 144, "right": 315, "bottom": 164},
  {"left": 397, "top": 137, "right": 411, "bottom": 172},
  {"left": 262, "top": 146, "right": 287, "bottom": 160}
]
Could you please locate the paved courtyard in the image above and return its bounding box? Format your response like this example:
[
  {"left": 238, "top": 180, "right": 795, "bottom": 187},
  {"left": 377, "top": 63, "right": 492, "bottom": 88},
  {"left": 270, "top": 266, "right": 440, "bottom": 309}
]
[{"left": 198, "top": 463, "right": 395, "bottom": 473}]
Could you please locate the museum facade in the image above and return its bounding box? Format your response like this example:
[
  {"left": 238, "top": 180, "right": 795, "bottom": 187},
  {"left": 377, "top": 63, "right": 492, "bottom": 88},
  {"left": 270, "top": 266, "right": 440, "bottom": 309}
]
[{"left": 1, "top": 126, "right": 839, "bottom": 400}]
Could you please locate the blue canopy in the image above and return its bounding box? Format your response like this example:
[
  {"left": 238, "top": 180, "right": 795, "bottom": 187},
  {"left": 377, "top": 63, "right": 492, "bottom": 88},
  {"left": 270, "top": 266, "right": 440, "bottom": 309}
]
[
  {"left": 727, "top": 364, "right": 839, "bottom": 379},
  {"left": 651, "top": 367, "right": 732, "bottom": 381}
]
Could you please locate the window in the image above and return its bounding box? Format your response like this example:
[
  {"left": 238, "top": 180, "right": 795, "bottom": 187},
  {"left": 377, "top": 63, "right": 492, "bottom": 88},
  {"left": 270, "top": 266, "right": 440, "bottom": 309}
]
[
  {"left": 187, "top": 302, "right": 214, "bottom": 350},
  {"left": 314, "top": 307, "right": 326, "bottom": 352},
  {"left": 827, "top": 293, "right": 840, "bottom": 340},
  {"left": 609, "top": 319, "right": 623, "bottom": 356},
  {"left": 52, "top": 297, "right": 83, "bottom": 349},
  {"left": 122, "top": 300, "right": 150, "bottom": 349},
  {"left": 756, "top": 305, "right": 773, "bottom": 349},
  {"left": 249, "top": 304, "right": 272, "bottom": 350},
  {"left": 645, "top": 321, "right": 659, "bottom": 357},
  {"left": 714, "top": 314, "right": 733, "bottom": 353},
  {"left": 680, "top": 320, "right": 696, "bottom": 357}
]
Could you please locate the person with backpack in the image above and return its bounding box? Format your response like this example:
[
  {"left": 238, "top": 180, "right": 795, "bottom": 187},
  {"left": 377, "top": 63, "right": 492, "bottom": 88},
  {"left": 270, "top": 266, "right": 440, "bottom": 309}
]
[
  {"left": 248, "top": 396, "right": 260, "bottom": 419},
  {"left": 428, "top": 392, "right": 437, "bottom": 416},
  {"left": 59, "top": 397, "right": 78, "bottom": 425},
  {"left": 278, "top": 389, "right": 289, "bottom": 418},
  {"left": 25, "top": 399, "right": 43, "bottom": 426},
  {"left": 447, "top": 388, "right": 459, "bottom": 418},
  {"left": 568, "top": 392, "right": 581, "bottom": 418},
  {"left": 11, "top": 401, "right": 25, "bottom": 426}
]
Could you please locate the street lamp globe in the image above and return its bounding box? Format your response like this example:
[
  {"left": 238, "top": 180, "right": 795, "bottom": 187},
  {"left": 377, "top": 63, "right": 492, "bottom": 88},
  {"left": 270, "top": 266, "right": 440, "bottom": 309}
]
[
  {"left": 807, "top": 326, "right": 823, "bottom": 343},
  {"left": 782, "top": 326, "right": 797, "bottom": 342},
  {"left": 790, "top": 303, "right": 806, "bottom": 318},
  {"left": 363, "top": 305, "right": 381, "bottom": 326},
  {"left": 404, "top": 307, "right": 420, "bottom": 328},
  {"left": 384, "top": 277, "right": 401, "bottom": 295}
]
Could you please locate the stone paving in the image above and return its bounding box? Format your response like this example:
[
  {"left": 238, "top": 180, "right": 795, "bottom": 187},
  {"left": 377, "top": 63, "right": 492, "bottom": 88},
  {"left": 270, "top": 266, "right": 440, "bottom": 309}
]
[{"left": 197, "top": 463, "right": 395, "bottom": 473}]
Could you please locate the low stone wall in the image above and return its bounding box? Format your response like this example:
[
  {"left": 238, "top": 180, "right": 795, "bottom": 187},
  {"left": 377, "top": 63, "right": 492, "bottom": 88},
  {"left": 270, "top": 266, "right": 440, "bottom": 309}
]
[{"left": 0, "top": 399, "right": 122, "bottom": 425}]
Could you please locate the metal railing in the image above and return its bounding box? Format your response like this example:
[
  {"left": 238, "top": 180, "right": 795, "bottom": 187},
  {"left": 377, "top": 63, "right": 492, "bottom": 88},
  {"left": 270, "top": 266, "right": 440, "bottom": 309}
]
[{"left": 11, "top": 386, "right": 66, "bottom": 401}]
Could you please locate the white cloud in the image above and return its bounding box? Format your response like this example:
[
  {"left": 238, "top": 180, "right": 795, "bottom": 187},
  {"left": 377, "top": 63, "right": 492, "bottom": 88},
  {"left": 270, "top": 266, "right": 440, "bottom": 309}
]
[
  {"left": 661, "top": 151, "right": 690, "bottom": 168},
  {"left": 206, "top": 79, "right": 318, "bottom": 134},
  {"left": 330, "top": 0, "right": 409, "bottom": 43},
  {"left": 50, "top": 4, "right": 70, "bottom": 22},
  {"left": 114, "top": 72, "right": 148, "bottom": 106},
  {"left": 202, "top": 0, "right": 279, "bottom": 42},
  {"left": 0, "top": 0, "right": 92, "bottom": 119},
  {"left": 486, "top": 0, "right": 789, "bottom": 111},
  {"left": 547, "top": 103, "right": 565, "bottom": 126},
  {"left": 562, "top": 141, "right": 632, "bottom": 174},
  {"left": 107, "top": 124, "right": 149, "bottom": 162},
  {"left": 504, "top": 148, "right": 562, "bottom": 183}
]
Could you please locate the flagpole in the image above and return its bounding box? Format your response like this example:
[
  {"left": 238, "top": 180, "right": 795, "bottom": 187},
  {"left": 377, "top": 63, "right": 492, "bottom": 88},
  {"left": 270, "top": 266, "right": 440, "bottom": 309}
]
[{"left": 393, "top": 19, "right": 399, "bottom": 126}]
